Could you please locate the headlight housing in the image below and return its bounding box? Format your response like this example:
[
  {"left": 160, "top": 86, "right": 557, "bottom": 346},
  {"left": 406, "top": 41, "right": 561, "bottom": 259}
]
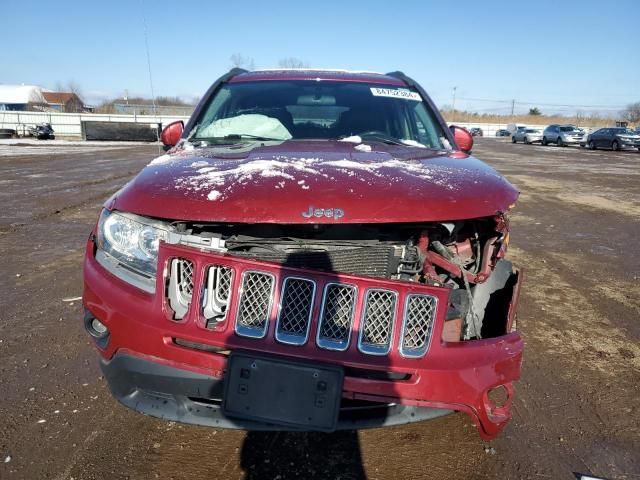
[{"left": 96, "top": 210, "right": 171, "bottom": 285}]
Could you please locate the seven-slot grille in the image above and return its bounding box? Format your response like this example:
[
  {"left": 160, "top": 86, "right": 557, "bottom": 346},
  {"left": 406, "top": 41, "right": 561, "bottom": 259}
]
[
  {"left": 235, "top": 271, "right": 275, "bottom": 338},
  {"left": 400, "top": 294, "right": 437, "bottom": 357},
  {"left": 165, "top": 258, "right": 437, "bottom": 357},
  {"left": 276, "top": 277, "right": 315, "bottom": 345},
  {"left": 317, "top": 284, "right": 357, "bottom": 351},
  {"left": 202, "top": 265, "right": 233, "bottom": 326},
  {"left": 167, "top": 259, "right": 195, "bottom": 320},
  {"left": 358, "top": 289, "right": 397, "bottom": 355}
]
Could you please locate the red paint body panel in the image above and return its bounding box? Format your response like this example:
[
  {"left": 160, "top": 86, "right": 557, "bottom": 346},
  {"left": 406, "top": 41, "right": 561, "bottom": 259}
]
[
  {"left": 83, "top": 239, "right": 524, "bottom": 439},
  {"left": 85, "top": 69, "right": 524, "bottom": 438},
  {"left": 229, "top": 70, "right": 406, "bottom": 86},
  {"left": 112, "top": 141, "right": 518, "bottom": 224}
]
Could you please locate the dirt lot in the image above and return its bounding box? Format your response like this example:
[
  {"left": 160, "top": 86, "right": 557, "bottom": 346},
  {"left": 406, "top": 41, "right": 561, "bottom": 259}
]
[{"left": 0, "top": 139, "right": 638, "bottom": 480}]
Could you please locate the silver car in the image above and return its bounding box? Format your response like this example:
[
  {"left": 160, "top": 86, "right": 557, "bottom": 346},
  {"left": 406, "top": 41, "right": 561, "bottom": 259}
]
[
  {"left": 542, "top": 124, "right": 585, "bottom": 146},
  {"left": 512, "top": 128, "right": 543, "bottom": 144}
]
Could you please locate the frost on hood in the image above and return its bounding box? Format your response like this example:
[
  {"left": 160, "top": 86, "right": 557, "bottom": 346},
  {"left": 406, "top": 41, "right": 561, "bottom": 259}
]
[
  {"left": 170, "top": 154, "right": 485, "bottom": 201},
  {"left": 148, "top": 142, "right": 195, "bottom": 166},
  {"left": 354, "top": 144, "right": 372, "bottom": 152},
  {"left": 338, "top": 135, "right": 362, "bottom": 144},
  {"left": 196, "top": 114, "right": 292, "bottom": 141},
  {"left": 400, "top": 139, "right": 427, "bottom": 148}
]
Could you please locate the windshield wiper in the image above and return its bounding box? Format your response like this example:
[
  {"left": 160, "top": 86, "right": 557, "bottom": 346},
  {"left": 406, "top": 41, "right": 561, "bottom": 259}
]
[
  {"left": 356, "top": 132, "right": 405, "bottom": 146},
  {"left": 223, "top": 133, "right": 285, "bottom": 141}
]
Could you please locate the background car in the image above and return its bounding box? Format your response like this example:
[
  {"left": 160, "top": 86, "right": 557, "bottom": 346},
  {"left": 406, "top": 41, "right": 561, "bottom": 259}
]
[
  {"left": 542, "top": 124, "right": 585, "bottom": 146},
  {"left": 495, "top": 129, "right": 511, "bottom": 137},
  {"left": 512, "top": 128, "right": 543, "bottom": 144},
  {"left": 586, "top": 127, "right": 640, "bottom": 151},
  {"left": 469, "top": 127, "right": 483, "bottom": 137},
  {"left": 507, "top": 123, "right": 526, "bottom": 135}
]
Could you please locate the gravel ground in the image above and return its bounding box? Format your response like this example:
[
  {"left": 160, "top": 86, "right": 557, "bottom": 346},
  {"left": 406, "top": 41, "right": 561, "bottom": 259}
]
[{"left": 0, "top": 139, "right": 638, "bottom": 479}]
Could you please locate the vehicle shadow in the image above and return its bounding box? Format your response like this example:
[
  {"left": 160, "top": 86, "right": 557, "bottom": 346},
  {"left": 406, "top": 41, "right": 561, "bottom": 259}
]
[
  {"left": 236, "top": 248, "right": 395, "bottom": 480},
  {"left": 240, "top": 430, "right": 366, "bottom": 479}
]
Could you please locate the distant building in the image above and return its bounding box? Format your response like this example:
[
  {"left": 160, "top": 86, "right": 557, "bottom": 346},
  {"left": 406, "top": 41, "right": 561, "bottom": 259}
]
[
  {"left": 0, "top": 85, "right": 47, "bottom": 111},
  {"left": 0, "top": 85, "right": 89, "bottom": 113},
  {"left": 42, "top": 92, "right": 86, "bottom": 113}
]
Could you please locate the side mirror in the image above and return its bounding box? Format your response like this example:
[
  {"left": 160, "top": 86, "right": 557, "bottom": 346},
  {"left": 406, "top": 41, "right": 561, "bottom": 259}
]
[
  {"left": 160, "top": 120, "right": 184, "bottom": 148},
  {"left": 450, "top": 125, "right": 473, "bottom": 153}
]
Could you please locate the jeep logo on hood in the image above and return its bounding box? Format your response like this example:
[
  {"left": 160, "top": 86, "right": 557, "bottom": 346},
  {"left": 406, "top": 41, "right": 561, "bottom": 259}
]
[{"left": 302, "top": 206, "right": 345, "bottom": 220}]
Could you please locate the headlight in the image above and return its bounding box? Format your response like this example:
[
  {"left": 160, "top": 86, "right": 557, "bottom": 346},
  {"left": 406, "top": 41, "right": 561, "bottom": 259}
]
[{"left": 96, "top": 210, "right": 170, "bottom": 279}]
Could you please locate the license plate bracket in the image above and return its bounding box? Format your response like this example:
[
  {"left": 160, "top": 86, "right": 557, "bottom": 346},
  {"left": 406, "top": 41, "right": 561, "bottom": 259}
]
[{"left": 222, "top": 352, "right": 344, "bottom": 432}]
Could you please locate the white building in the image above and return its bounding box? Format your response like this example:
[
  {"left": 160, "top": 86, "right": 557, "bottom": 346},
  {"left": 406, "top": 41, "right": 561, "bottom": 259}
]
[{"left": 0, "top": 85, "right": 47, "bottom": 111}]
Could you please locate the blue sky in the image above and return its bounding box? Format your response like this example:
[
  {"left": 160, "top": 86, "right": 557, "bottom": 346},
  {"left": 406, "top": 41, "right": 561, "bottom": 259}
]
[{"left": 2, "top": 0, "right": 638, "bottom": 115}]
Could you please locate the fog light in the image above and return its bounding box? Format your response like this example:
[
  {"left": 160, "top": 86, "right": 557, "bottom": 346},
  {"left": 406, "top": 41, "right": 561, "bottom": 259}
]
[
  {"left": 84, "top": 309, "right": 110, "bottom": 348},
  {"left": 487, "top": 385, "right": 509, "bottom": 408},
  {"left": 91, "top": 318, "right": 108, "bottom": 335}
]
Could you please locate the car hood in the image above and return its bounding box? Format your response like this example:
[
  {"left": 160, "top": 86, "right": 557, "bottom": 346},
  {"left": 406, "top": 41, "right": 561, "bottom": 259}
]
[{"left": 110, "top": 140, "right": 519, "bottom": 223}]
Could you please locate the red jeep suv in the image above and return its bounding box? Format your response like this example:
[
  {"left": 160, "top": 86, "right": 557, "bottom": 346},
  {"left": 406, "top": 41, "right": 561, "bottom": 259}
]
[{"left": 83, "top": 69, "right": 523, "bottom": 439}]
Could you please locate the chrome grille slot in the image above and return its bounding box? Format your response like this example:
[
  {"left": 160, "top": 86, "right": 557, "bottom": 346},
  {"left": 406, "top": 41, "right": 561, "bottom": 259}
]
[
  {"left": 235, "top": 271, "right": 275, "bottom": 338},
  {"left": 202, "top": 265, "right": 233, "bottom": 326},
  {"left": 317, "top": 283, "right": 356, "bottom": 351},
  {"left": 167, "top": 258, "right": 194, "bottom": 320},
  {"left": 276, "top": 277, "right": 315, "bottom": 345},
  {"left": 358, "top": 289, "right": 397, "bottom": 355},
  {"left": 400, "top": 294, "right": 437, "bottom": 358}
]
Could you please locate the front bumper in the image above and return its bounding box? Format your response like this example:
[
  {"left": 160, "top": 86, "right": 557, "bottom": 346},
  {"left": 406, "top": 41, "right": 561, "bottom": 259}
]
[
  {"left": 560, "top": 136, "right": 584, "bottom": 144},
  {"left": 101, "top": 352, "right": 452, "bottom": 430},
  {"left": 83, "top": 239, "right": 524, "bottom": 439},
  {"left": 620, "top": 139, "right": 640, "bottom": 148}
]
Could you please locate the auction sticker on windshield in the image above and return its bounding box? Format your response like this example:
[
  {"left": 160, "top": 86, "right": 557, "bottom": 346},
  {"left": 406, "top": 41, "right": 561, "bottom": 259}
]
[{"left": 370, "top": 87, "right": 421, "bottom": 101}]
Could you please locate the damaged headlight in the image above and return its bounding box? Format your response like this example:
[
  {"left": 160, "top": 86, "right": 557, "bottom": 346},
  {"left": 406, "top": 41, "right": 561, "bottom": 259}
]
[{"left": 96, "top": 210, "right": 170, "bottom": 282}]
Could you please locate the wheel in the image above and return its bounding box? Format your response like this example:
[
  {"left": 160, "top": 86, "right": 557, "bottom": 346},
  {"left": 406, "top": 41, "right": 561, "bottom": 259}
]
[
  {"left": 588, "top": 140, "right": 596, "bottom": 150},
  {"left": 512, "top": 136, "right": 517, "bottom": 143},
  {"left": 612, "top": 140, "right": 620, "bottom": 151},
  {"left": 557, "top": 136, "right": 564, "bottom": 147},
  {"left": 542, "top": 136, "right": 548, "bottom": 146}
]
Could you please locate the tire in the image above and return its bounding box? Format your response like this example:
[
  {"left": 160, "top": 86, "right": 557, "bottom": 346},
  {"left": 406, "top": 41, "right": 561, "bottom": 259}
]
[
  {"left": 542, "top": 136, "right": 548, "bottom": 146},
  {"left": 557, "top": 136, "right": 564, "bottom": 147},
  {"left": 511, "top": 136, "right": 517, "bottom": 143},
  {"left": 612, "top": 140, "right": 620, "bottom": 151},
  {"left": 588, "top": 140, "right": 596, "bottom": 150}
]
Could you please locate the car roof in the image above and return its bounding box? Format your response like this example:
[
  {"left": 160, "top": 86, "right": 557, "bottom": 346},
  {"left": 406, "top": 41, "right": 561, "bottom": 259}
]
[{"left": 229, "top": 69, "right": 406, "bottom": 86}]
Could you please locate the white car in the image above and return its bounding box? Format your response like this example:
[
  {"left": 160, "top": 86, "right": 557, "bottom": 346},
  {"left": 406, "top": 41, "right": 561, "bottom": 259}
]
[{"left": 512, "top": 128, "right": 543, "bottom": 144}]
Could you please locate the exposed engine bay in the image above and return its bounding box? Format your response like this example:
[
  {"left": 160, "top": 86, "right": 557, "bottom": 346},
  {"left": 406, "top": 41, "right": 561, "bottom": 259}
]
[{"left": 167, "top": 215, "right": 519, "bottom": 342}]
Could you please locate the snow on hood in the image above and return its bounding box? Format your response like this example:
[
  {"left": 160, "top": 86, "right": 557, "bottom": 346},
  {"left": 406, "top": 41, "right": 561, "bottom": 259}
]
[{"left": 116, "top": 140, "right": 517, "bottom": 224}]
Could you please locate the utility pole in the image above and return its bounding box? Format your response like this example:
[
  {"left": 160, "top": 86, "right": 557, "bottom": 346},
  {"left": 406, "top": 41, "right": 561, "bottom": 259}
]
[
  {"left": 511, "top": 99, "right": 515, "bottom": 116},
  {"left": 452, "top": 86, "right": 457, "bottom": 111}
]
